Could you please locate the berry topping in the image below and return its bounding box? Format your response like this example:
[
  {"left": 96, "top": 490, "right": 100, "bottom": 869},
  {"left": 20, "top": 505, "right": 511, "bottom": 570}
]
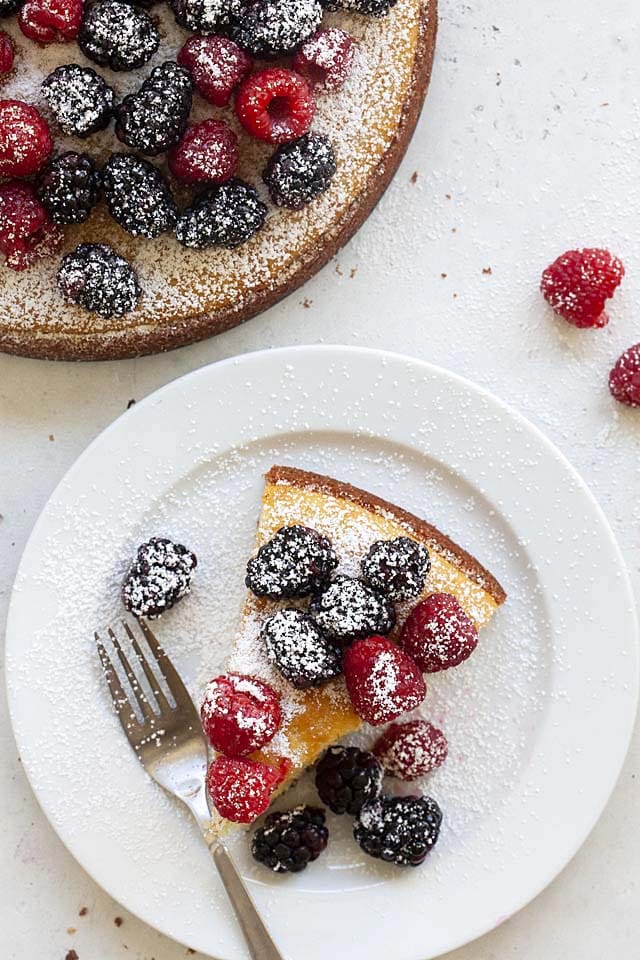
[
  {"left": 168, "top": 119, "right": 238, "bottom": 185},
  {"left": 361, "top": 537, "right": 430, "bottom": 601},
  {"left": 18, "top": 0, "right": 82, "bottom": 44},
  {"left": 354, "top": 795, "right": 442, "bottom": 867},
  {"left": 102, "top": 154, "right": 178, "bottom": 239},
  {"left": 263, "top": 133, "right": 336, "bottom": 208},
  {"left": 115, "top": 61, "right": 193, "bottom": 156},
  {"left": 399, "top": 593, "right": 478, "bottom": 673},
  {"left": 78, "top": 0, "right": 159, "bottom": 72},
  {"left": 206, "top": 755, "right": 282, "bottom": 823},
  {"left": 0, "top": 0, "right": 23, "bottom": 16},
  {"left": 229, "top": 0, "right": 322, "bottom": 58},
  {"left": 41, "top": 64, "right": 115, "bottom": 139},
  {"left": 540, "top": 248, "right": 625, "bottom": 329},
  {"left": 322, "top": 0, "right": 396, "bottom": 15},
  {"left": 38, "top": 151, "right": 101, "bottom": 224},
  {"left": 57, "top": 243, "right": 140, "bottom": 318},
  {"left": 175, "top": 177, "right": 266, "bottom": 249},
  {"left": 373, "top": 720, "right": 448, "bottom": 781},
  {"left": 309, "top": 577, "right": 395, "bottom": 645},
  {"left": 315, "top": 745, "right": 382, "bottom": 815},
  {"left": 122, "top": 536, "right": 197, "bottom": 618},
  {"left": 169, "top": 0, "right": 240, "bottom": 35},
  {"left": 0, "top": 29, "right": 14, "bottom": 75},
  {"left": 262, "top": 608, "right": 342, "bottom": 689},
  {"left": 292, "top": 28, "right": 355, "bottom": 91},
  {"left": 246, "top": 525, "right": 338, "bottom": 600},
  {"left": 252, "top": 805, "right": 328, "bottom": 873},
  {"left": 177, "top": 35, "right": 251, "bottom": 107},
  {"left": 344, "top": 635, "right": 426, "bottom": 725},
  {"left": 0, "top": 181, "right": 62, "bottom": 271},
  {"left": 0, "top": 99, "right": 52, "bottom": 178},
  {"left": 236, "top": 67, "right": 314, "bottom": 144},
  {"left": 609, "top": 343, "right": 640, "bottom": 407},
  {"left": 200, "top": 673, "right": 282, "bottom": 756}
]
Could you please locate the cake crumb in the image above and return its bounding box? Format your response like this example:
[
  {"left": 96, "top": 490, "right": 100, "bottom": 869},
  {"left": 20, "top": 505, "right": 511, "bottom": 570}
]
[
  {"left": 65, "top": 951, "right": 79, "bottom": 960},
  {"left": 67, "top": 927, "right": 76, "bottom": 935},
  {"left": 302, "top": 297, "right": 313, "bottom": 308},
  {"left": 335, "top": 262, "right": 343, "bottom": 276},
  {"left": 49, "top": 434, "right": 55, "bottom": 441},
  {"left": 445, "top": 193, "right": 451, "bottom": 199},
  {"left": 441, "top": 273, "right": 447, "bottom": 279},
  {"left": 127, "top": 399, "right": 136, "bottom": 409},
  {"left": 114, "top": 916, "right": 123, "bottom": 927},
  {"left": 349, "top": 267, "right": 357, "bottom": 278},
  {"left": 482, "top": 267, "right": 492, "bottom": 275},
  {"left": 410, "top": 170, "right": 418, "bottom": 183},
  {"left": 78, "top": 907, "right": 88, "bottom": 917}
]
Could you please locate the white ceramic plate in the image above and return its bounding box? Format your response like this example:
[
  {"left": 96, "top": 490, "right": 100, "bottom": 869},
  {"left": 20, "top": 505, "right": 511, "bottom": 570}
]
[{"left": 6, "top": 346, "right": 638, "bottom": 960}]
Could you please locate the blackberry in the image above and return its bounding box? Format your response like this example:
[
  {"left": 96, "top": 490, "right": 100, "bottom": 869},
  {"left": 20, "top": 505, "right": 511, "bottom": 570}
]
[
  {"left": 263, "top": 134, "right": 336, "bottom": 209},
  {"left": 251, "top": 806, "right": 328, "bottom": 873},
  {"left": 38, "top": 152, "right": 101, "bottom": 225},
  {"left": 262, "top": 609, "right": 342, "bottom": 689},
  {"left": 228, "top": 0, "right": 323, "bottom": 58},
  {"left": 122, "top": 536, "right": 197, "bottom": 619},
  {"left": 78, "top": 0, "right": 159, "bottom": 72},
  {"left": 245, "top": 525, "right": 338, "bottom": 600},
  {"left": 176, "top": 179, "right": 266, "bottom": 250},
  {"left": 315, "top": 746, "right": 382, "bottom": 815},
  {"left": 102, "top": 154, "right": 177, "bottom": 239},
  {"left": 114, "top": 61, "right": 193, "bottom": 156},
  {"left": 41, "top": 64, "right": 114, "bottom": 139},
  {"left": 354, "top": 796, "right": 442, "bottom": 866},
  {"left": 321, "top": 0, "right": 396, "bottom": 15},
  {"left": 309, "top": 576, "right": 395, "bottom": 645},
  {"left": 0, "top": 0, "right": 23, "bottom": 16},
  {"left": 361, "top": 537, "right": 430, "bottom": 602},
  {"left": 57, "top": 243, "right": 141, "bottom": 318},
  {"left": 169, "top": 0, "right": 240, "bottom": 34}
]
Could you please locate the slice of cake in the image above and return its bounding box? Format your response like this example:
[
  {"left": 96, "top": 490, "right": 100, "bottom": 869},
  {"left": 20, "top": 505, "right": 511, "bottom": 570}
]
[{"left": 205, "top": 465, "right": 506, "bottom": 836}]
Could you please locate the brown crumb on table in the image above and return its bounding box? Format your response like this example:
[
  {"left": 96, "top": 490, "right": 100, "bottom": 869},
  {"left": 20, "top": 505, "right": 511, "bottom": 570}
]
[
  {"left": 482, "top": 266, "right": 493, "bottom": 275},
  {"left": 186, "top": 950, "right": 196, "bottom": 956},
  {"left": 114, "top": 917, "right": 123, "bottom": 927},
  {"left": 410, "top": 171, "right": 418, "bottom": 184},
  {"left": 445, "top": 193, "right": 452, "bottom": 199},
  {"left": 301, "top": 297, "right": 312, "bottom": 308},
  {"left": 65, "top": 951, "right": 79, "bottom": 960},
  {"left": 49, "top": 434, "right": 54, "bottom": 441},
  {"left": 127, "top": 399, "right": 136, "bottom": 409},
  {"left": 440, "top": 273, "right": 447, "bottom": 279},
  {"left": 349, "top": 267, "right": 357, "bottom": 278},
  {"left": 453, "top": 293, "right": 458, "bottom": 299},
  {"left": 67, "top": 927, "right": 77, "bottom": 935},
  {"left": 451, "top": 227, "right": 457, "bottom": 233},
  {"left": 78, "top": 907, "right": 88, "bottom": 917},
  {"left": 335, "top": 263, "right": 343, "bottom": 276}
]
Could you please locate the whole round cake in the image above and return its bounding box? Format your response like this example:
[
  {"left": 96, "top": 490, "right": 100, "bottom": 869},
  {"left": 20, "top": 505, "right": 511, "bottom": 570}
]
[{"left": 0, "top": 0, "right": 436, "bottom": 360}]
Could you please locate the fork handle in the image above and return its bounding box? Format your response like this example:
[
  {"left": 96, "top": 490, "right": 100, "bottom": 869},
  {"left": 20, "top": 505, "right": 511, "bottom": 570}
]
[{"left": 209, "top": 842, "right": 285, "bottom": 960}]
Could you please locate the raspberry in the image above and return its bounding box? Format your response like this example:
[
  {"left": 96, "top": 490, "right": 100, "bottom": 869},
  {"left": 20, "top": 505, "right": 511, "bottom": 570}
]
[
  {"left": 200, "top": 673, "right": 281, "bottom": 756},
  {"left": 42, "top": 64, "right": 115, "bottom": 139},
  {"left": 176, "top": 178, "right": 266, "bottom": 249},
  {"left": 373, "top": 720, "right": 448, "bottom": 781},
  {"left": 0, "top": 99, "right": 52, "bottom": 178},
  {"left": 57, "top": 243, "right": 141, "bottom": 318},
  {"left": 18, "top": 0, "right": 82, "bottom": 43},
  {"left": 169, "top": 0, "right": 240, "bottom": 35},
  {"left": 343, "top": 635, "right": 426, "bottom": 725},
  {"left": 0, "top": 181, "right": 62, "bottom": 271},
  {"left": 609, "top": 343, "right": 640, "bottom": 407},
  {"left": 309, "top": 576, "right": 395, "bottom": 645},
  {"left": 114, "top": 61, "right": 193, "bottom": 156},
  {"left": 38, "top": 151, "right": 101, "bottom": 224},
  {"left": 261, "top": 608, "right": 342, "bottom": 688},
  {"left": 245, "top": 525, "right": 337, "bottom": 600},
  {"left": 361, "top": 537, "right": 430, "bottom": 601},
  {"left": 354, "top": 795, "right": 442, "bottom": 867},
  {"left": 102, "top": 153, "right": 178, "bottom": 239},
  {"left": 292, "top": 28, "right": 355, "bottom": 91},
  {"left": 168, "top": 119, "right": 238, "bottom": 185},
  {"left": 315, "top": 745, "right": 382, "bottom": 814},
  {"left": 177, "top": 36, "right": 251, "bottom": 107},
  {"left": 236, "top": 67, "right": 314, "bottom": 145},
  {"left": 206, "top": 755, "right": 283, "bottom": 823},
  {"left": 252, "top": 806, "right": 328, "bottom": 873},
  {"left": 122, "top": 536, "right": 197, "bottom": 618},
  {"left": 263, "top": 133, "right": 336, "bottom": 208},
  {"left": 78, "top": 0, "right": 159, "bottom": 72},
  {"left": 0, "top": 29, "right": 14, "bottom": 76},
  {"left": 540, "top": 248, "right": 624, "bottom": 329},
  {"left": 399, "top": 593, "right": 478, "bottom": 673}
]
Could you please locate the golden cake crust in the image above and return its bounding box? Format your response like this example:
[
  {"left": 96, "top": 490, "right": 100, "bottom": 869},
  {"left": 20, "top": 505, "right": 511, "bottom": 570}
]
[{"left": 0, "top": 1, "right": 437, "bottom": 361}]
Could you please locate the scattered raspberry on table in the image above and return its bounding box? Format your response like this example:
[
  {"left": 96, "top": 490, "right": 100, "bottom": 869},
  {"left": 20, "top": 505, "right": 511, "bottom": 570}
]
[
  {"left": 609, "top": 343, "right": 640, "bottom": 408},
  {"left": 540, "top": 247, "right": 625, "bottom": 328}
]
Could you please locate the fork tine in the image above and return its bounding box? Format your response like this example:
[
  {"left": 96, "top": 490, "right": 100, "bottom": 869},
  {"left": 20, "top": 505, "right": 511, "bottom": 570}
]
[
  {"left": 108, "top": 627, "right": 157, "bottom": 724},
  {"left": 122, "top": 621, "right": 172, "bottom": 714},
  {"left": 137, "top": 619, "right": 195, "bottom": 711},
  {"left": 95, "top": 632, "right": 144, "bottom": 738}
]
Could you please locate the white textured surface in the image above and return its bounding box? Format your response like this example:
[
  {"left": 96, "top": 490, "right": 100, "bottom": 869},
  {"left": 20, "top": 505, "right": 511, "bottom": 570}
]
[{"left": 0, "top": 2, "right": 639, "bottom": 960}]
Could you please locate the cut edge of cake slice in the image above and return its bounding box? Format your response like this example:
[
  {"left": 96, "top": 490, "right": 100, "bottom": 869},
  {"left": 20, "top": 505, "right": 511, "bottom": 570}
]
[{"left": 206, "top": 465, "right": 506, "bottom": 839}]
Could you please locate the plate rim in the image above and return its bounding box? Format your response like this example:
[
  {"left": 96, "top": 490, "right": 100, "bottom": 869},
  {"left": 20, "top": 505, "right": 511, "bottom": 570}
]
[{"left": 6, "top": 344, "right": 639, "bottom": 959}]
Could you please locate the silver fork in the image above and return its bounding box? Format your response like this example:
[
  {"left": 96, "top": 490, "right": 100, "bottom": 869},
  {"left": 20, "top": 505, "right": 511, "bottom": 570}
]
[{"left": 95, "top": 619, "right": 284, "bottom": 960}]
